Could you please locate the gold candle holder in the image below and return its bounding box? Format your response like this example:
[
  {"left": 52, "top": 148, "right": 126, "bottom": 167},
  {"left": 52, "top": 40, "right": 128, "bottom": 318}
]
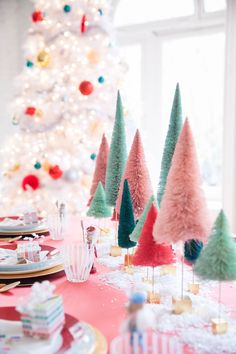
[
  {"left": 142, "top": 277, "right": 152, "bottom": 284},
  {"left": 110, "top": 245, "right": 122, "bottom": 257},
  {"left": 172, "top": 296, "right": 192, "bottom": 315},
  {"left": 211, "top": 318, "right": 228, "bottom": 335},
  {"left": 124, "top": 254, "right": 133, "bottom": 267},
  {"left": 124, "top": 266, "right": 134, "bottom": 275},
  {"left": 188, "top": 282, "right": 200, "bottom": 295},
  {"left": 160, "top": 265, "right": 176, "bottom": 276},
  {"left": 147, "top": 291, "right": 161, "bottom": 304}
]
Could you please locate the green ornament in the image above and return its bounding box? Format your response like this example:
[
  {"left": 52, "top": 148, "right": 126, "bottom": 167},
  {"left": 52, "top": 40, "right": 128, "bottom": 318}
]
[
  {"left": 34, "top": 161, "right": 42, "bottom": 170},
  {"left": 130, "top": 195, "right": 157, "bottom": 243},
  {"left": 157, "top": 83, "right": 182, "bottom": 206},
  {"left": 90, "top": 153, "right": 96, "bottom": 160},
  {"left": 105, "top": 91, "right": 127, "bottom": 206},
  {"left": 63, "top": 4, "right": 71, "bottom": 12},
  {"left": 26, "top": 60, "right": 34, "bottom": 68},
  {"left": 87, "top": 182, "right": 111, "bottom": 218},
  {"left": 118, "top": 179, "right": 136, "bottom": 249},
  {"left": 194, "top": 210, "right": 236, "bottom": 281}
]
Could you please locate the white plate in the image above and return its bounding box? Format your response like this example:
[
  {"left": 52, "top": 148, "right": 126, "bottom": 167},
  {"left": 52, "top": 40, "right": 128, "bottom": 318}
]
[
  {"left": 0, "top": 220, "right": 48, "bottom": 233},
  {"left": 0, "top": 256, "right": 63, "bottom": 275}
]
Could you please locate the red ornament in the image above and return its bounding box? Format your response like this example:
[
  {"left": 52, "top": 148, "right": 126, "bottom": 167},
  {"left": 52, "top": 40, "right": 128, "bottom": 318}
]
[
  {"left": 79, "top": 81, "right": 94, "bottom": 95},
  {"left": 81, "top": 14, "right": 87, "bottom": 33},
  {"left": 22, "top": 174, "right": 40, "bottom": 191},
  {"left": 49, "top": 165, "right": 63, "bottom": 180},
  {"left": 25, "top": 107, "right": 36, "bottom": 116},
  {"left": 32, "top": 11, "right": 44, "bottom": 23}
]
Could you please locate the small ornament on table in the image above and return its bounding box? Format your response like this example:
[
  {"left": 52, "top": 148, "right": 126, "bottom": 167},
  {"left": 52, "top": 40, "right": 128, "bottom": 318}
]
[
  {"left": 32, "top": 10, "right": 44, "bottom": 23},
  {"left": 86, "top": 226, "right": 98, "bottom": 274},
  {"left": 17, "top": 242, "right": 41, "bottom": 263},
  {"left": 23, "top": 211, "right": 38, "bottom": 225},
  {"left": 120, "top": 292, "right": 155, "bottom": 351},
  {"left": 17, "top": 281, "right": 64, "bottom": 339},
  {"left": 63, "top": 4, "right": 71, "bottom": 13}
]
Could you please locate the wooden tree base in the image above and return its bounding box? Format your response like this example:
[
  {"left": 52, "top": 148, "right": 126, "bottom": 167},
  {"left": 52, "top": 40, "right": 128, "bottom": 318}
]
[
  {"left": 100, "top": 227, "right": 111, "bottom": 236},
  {"left": 124, "top": 266, "right": 134, "bottom": 274},
  {"left": 142, "top": 277, "right": 152, "bottom": 284},
  {"left": 172, "top": 296, "right": 192, "bottom": 314},
  {"left": 147, "top": 291, "right": 161, "bottom": 304},
  {"left": 211, "top": 318, "right": 228, "bottom": 335},
  {"left": 110, "top": 245, "right": 122, "bottom": 257},
  {"left": 124, "top": 254, "right": 133, "bottom": 267},
  {"left": 160, "top": 265, "right": 176, "bottom": 276},
  {"left": 188, "top": 282, "right": 200, "bottom": 295}
]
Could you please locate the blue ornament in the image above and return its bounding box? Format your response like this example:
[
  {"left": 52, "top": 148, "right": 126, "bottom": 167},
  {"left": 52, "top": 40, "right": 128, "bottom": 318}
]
[
  {"left": 184, "top": 239, "right": 203, "bottom": 264},
  {"left": 26, "top": 60, "right": 34, "bottom": 68},
  {"left": 129, "top": 292, "right": 146, "bottom": 305},
  {"left": 98, "top": 76, "right": 105, "bottom": 84},
  {"left": 34, "top": 161, "right": 42, "bottom": 170},
  {"left": 90, "top": 153, "right": 96, "bottom": 160},
  {"left": 63, "top": 4, "right": 71, "bottom": 13},
  {"left": 98, "top": 8, "right": 103, "bottom": 16}
]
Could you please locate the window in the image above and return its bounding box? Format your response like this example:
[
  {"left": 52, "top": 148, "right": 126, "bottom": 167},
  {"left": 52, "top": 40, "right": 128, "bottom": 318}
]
[{"left": 114, "top": 0, "right": 226, "bottom": 209}]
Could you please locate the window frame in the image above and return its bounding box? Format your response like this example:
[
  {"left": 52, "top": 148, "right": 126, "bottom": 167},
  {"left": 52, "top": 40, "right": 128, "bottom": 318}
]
[{"left": 113, "top": 0, "right": 227, "bottom": 219}]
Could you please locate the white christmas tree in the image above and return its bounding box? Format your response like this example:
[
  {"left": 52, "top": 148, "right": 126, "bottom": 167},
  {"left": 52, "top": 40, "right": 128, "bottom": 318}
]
[{"left": 0, "top": 0, "right": 127, "bottom": 214}]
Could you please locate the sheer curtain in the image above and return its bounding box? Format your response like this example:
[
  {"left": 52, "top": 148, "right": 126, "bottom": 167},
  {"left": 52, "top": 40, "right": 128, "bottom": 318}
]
[{"left": 0, "top": 0, "right": 32, "bottom": 143}]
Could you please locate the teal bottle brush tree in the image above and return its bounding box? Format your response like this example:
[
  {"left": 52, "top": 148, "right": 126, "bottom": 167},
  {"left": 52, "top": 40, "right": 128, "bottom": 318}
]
[
  {"left": 157, "top": 83, "right": 183, "bottom": 207},
  {"left": 87, "top": 181, "right": 111, "bottom": 238},
  {"left": 105, "top": 91, "right": 127, "bottom": 255},
  {"left": 194, "top": 210, "right": 236, "bottom": 334},
  {"left": 118, "top": 179, "right": 136, "bottom": 271}
]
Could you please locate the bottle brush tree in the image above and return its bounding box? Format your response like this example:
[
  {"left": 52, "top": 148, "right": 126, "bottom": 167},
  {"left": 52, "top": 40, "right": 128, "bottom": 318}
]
[
  {"left": 157, "top": 83, "right": 183, "bottom": 207},
  {"left": 87, "top": 181, "right": 111, "bottom": 218},
  {"left": 105, "top": 91, "right": 127, "bottom": 207}
]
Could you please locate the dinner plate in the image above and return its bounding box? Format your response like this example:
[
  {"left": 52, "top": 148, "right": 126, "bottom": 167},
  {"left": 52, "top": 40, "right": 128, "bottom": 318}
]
[
  {"left": 0, "top": 216, "right": 47, "bottom": 232},
  {"left": 0, "top": 244, "right": 62, "bottom": 274},
  {"left": 0, "top": 263, "right": 64, "bottom": 280},
  {"left": 0, "top": 307, "right": 107, "bottom": 354}
]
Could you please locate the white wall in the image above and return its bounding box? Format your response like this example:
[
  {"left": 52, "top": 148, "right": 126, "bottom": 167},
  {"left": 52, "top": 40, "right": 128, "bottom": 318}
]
[{"left": 0, "top": 0, "right": 32, "bottom": 143}]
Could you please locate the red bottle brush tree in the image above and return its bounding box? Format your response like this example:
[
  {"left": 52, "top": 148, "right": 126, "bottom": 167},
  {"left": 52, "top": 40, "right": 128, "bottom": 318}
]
[{"left": 133, "top": 203, "right": 175, "bottom": 267}]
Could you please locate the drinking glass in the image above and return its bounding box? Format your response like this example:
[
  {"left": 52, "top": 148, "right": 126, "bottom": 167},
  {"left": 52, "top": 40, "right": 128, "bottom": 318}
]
[
  {"left": 62, "top": 243, "right": 94, "bottom": 282},
  {"left": 47, "top": 213, "right": 66, "bottom": 240}
]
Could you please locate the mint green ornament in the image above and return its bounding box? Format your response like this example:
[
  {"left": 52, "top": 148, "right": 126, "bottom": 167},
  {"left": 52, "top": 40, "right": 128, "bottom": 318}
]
[
  {"left": 87, "top": 182, "right": 111, "bottom": 218},
  {"left": 105, "top": 91, "right": 127, "bottom": 206},
  {"left": 157, "top": 83, "right": 182, "bottom": 206},
  {"left": 129, "top": 195, "right": 157, "bottom": 243},
  {"left": 194, "top": 210, "right": 236, "bottom": 281}
]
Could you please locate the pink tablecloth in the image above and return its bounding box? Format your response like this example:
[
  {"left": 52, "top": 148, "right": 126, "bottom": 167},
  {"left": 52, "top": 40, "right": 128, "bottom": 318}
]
[
  {"left": 0, "top": 217, "right": 126, "bottom": 346},
  {"left": 1, "top": 216, "right": 236, "bottom": 353}
]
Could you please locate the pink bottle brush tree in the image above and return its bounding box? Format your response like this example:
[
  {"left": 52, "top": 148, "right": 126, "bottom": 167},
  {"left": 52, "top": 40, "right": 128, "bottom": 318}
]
[
  {"left": 88, "top": 133, "right": 109, "bottom": 205},
  {"left": 153, "top": 118, "right": 211, "bottom": 245},
  {"left": 116, "top": 129, "right": 153, "bottom": 219}
]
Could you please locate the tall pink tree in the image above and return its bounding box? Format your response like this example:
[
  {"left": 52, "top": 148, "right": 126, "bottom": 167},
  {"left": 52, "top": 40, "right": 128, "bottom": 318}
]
[
  {"left": 153, "top": 118, "right": 211, "bottom": 244},
  {"left": 116, "top": 129, "right": 153, "bottom": 218},
  {"left": 88, "top": 133, "right": 109, "bottom": 205}
]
